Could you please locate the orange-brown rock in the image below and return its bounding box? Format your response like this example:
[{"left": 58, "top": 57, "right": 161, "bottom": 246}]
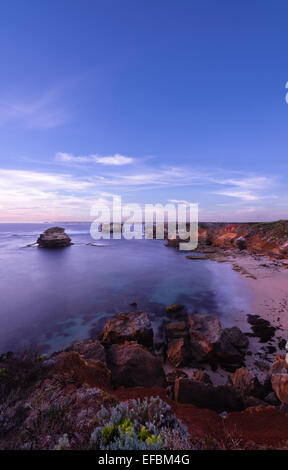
[
  {"left": 52, "top": 351, "right": 111, "bottom": 387},
  {"left": 99, "top": 311, "right": 153, "bottom": 348},
  {"left": 271, "top": 355, "right": 288, "bottom": 404},
  {"left": 107, "top": 341, "right": 166, "bottom": 388},
  {"left": 188, "top": 313, "right": 222, "bottom": 362}
]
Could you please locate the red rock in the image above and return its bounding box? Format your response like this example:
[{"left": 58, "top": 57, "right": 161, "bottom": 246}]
[
  {"left": 53, "top": 351, "right": 111, "bottom": 387},
  {"left": 107, "top": 342, "right": 166, "bottom": 388}
]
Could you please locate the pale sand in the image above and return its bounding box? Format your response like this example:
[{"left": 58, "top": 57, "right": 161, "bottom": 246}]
[
  {"left": 211, "top": 252, "right": 288, "bottom": 382},
  {"left": 174, "top": 251, "right": 288, "bottom": 385}
]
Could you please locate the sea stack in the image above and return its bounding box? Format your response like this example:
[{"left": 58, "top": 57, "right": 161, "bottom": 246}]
[{"left": 37, "top": 227, "right": 72, "bottom": 248}]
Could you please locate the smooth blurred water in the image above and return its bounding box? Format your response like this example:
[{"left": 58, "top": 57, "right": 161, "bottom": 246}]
[{"left": 0, "top": 223, "right": 252, "bottom": 354}]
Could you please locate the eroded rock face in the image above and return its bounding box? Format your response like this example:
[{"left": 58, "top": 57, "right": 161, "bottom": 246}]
[
  {"left": 192, "top": 370, "right": 212, "bottom": 385},
  {"left": 188, "top": 314, "right": 223, "bottom": 362},
  {"left": 99, "top": 311, "right": 153, "bottom": 348},
  {"left": 232, "top": 367, "right": 261, "bottom": 399},
  {"left": 167, "top": 338, "right": 191, "bottom": 367},
  {"left": 166, "top": 321, "right": 191, "bottom": 367},
  {"left": 52, "top": 351, "right": 111, "bottom": 387},
  {"left": 271, "top": 356, "right": 288, "bottom": 404},
  {"left": 107, "top": 342, "right": 166, "bottom": 388},
  {"left": 37, "top": 227, "right": 72, "bottom": 248},
  {"left": 174, "top": 378, "right": 243, "bottom": 412}
]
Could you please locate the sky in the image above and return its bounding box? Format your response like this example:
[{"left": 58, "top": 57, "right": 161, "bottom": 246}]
[{"left": 1, "top": 0, "right": 288, "bottom": 222}]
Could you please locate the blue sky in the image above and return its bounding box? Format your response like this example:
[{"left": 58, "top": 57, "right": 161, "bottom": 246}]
[{"left": 0, "top": 0, "right": 288, "bottom": 221}]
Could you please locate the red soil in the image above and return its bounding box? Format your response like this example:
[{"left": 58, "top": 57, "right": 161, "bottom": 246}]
[{"left": 113, "top": 386, "right": 288, "bottom": 446}]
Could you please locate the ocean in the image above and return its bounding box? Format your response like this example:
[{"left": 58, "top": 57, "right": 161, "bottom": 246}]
[{"left": 0, "top": 223, "right": 252, "bottom": 354}]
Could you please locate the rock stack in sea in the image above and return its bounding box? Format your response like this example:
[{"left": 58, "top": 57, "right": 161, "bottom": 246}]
[{"left": 37, "top": 226, "right": 72, "bottom": 248}]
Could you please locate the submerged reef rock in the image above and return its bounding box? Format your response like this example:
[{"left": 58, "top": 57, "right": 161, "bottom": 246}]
[{"left": 37, "top": 227, "right": 72, "bottom": 248}]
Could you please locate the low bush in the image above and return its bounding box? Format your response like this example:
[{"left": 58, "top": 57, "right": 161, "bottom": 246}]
[{"left": 90, "top": 396, "right": 190, "bottom": 450}]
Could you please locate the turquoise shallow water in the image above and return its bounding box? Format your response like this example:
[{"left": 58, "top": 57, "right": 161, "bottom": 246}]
[{"left": 0, "top": 223, "right": 252, "bottom": 354}]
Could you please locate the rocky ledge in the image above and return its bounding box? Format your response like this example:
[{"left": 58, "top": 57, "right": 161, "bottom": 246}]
[{"left": 37, "top": 227, "right": 72, "bottom": 248}]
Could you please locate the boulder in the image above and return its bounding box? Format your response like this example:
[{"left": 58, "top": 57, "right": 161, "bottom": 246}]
[
  {"left": 167, "top": 338, "right": 191, "bottom": 367},
  {"left": 99, "top": 311, "right": 153, "bottom": 348},
  {"left": 188, "top": 313, "right": 222, "bottom": 362},
  {"left": 107, "top": 342, "right": 166, "bottom": 388},
  {"left": 37, "top": 227, "right": 72, "bottom": 248},
  {"left": 192, "top": 370, "right": 212, "bottom": 385},
  {"left": 166, "top": 321, "right": 191, "bottom": 367},
  {"left": 232, "top": 367, "right": 261, "bottom": 398},
  {"left": 52, "top": 351, "right": 110, "bottom": 386},
  {"left": 165, "top": 303, "right": 185, "bottom": 314},
  {"left": 165, "top": 321, "right": 189, "bottom": 341},
  {"left": 68, "top": 340, "right": 106, "bottom": 363},
  {"left": 236, "top": 237, "right": 247, "bottom": 250},
  {"left": 214, "top": 327, "right": 248, "bottom": 370},
  {"left": 271, "top": 355, "right": 288, "bottom": 404},
  {"left": 174, "top": 378, "right": 243, "bottom": 412},
  {"left": 166, "top": 369, "right": 188, "bottom": 386}
]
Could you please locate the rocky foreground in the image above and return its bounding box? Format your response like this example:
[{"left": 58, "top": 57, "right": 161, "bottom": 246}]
[{"left": 1, "top": 310, "right": 288, "bottom": 450}]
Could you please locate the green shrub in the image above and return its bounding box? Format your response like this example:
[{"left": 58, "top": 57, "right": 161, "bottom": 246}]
[{"left": 90, "top": 396, "right": 190, "bottom": 450}]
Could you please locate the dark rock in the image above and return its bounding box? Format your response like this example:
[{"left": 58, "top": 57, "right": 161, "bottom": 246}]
[
  {"left": 174, "top": 378, "right": 243, "bottom": 412},
  {"left": 232, "top": 367, "right": 262, "bottom": 398},
  {"left": 99, "top": 311, "right": 153, "bottom": 348},
  {"left": 192, "top": 370, "right": 212, "bottom": 385},
  {"left": 214, "top": 327, "right": 249, "bottom": 369},
  {"left": 165, "top": 304, "right": 185, "bottom": 314},
  {"left": 247, "top": 314, "right": 276, "bottom": 343},
  {"left": 37, "top": 227, "right": 72, "bottom": 248},
  {"left": 107, "top": 342, "right": 166, "bottom": 388},
  {"left": 166, "top": 321, "right": 189, "bottom": 342},
  {"left": 236, "top": 237, "right": 247, "bottom": 250},
  {"left": 166, "top": 369, "right": 188, "bottom": 386},
  {"left": 264, "top": 391, "right": 280, "bottom": 406},
  {"left": 278, "top": 339, "right": 286, "bottom": 350},
  {"left": 242, "top": 396, "right": 269, "bottom": 408}
]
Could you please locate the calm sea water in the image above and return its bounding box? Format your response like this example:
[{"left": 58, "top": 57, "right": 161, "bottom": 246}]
[{"left": 0, "top": 223, "right": 252, "bottom": 354}]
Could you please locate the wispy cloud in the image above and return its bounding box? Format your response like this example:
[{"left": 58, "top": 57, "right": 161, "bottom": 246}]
[
  {"left": 214, "top": 190, "right": 259, "bottom": 201},
  {"left": 0, "top": 90, "right": 68, "bottom": 129},
  {"left": 56, "top": 152, "right": 133, "bottom": 166},
  {"left": 0, "top": 163, "right": 280, "bottom": 222}
]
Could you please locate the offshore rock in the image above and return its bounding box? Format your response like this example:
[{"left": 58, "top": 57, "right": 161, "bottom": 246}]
[{"left": 37, "top": 227, "right": 72, "bottom": 248}]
